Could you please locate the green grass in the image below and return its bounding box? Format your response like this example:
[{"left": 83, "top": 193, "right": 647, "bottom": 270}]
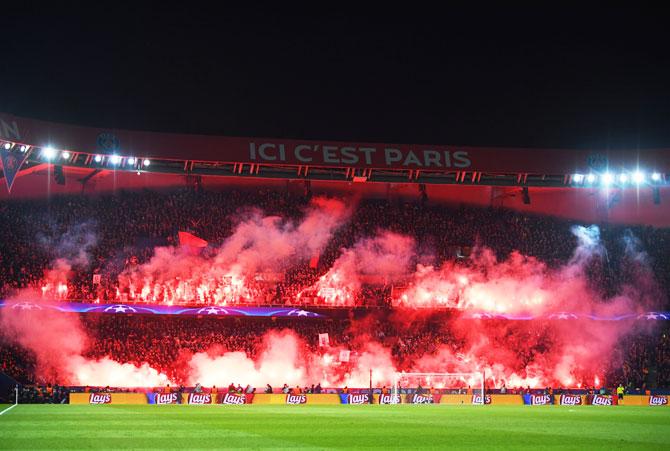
[{"left": 1, "top": 405, "right": 669, "bottom": 450}]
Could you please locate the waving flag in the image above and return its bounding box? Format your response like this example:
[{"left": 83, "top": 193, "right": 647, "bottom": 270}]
[
  {"left": 0, "top": 146, "right": 29, "bottom": 193},
  {"left": 178, "top": 231, "right": 208, "bottom": 255}
]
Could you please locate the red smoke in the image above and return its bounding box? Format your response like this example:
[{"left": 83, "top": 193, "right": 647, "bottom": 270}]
[
  {"left": 117, "top": 197, "right": 350, "bottom": 305},
  {"left": 3, "top": 202, "right": 662, "bottom": 389},
  {"left": 0, "top": 291, "right": 172, "bottom": 387}
]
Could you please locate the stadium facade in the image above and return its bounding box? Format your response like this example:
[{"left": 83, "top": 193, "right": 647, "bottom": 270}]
[{"left": 1, "top": 111, "right": 669, "bottom": 225}]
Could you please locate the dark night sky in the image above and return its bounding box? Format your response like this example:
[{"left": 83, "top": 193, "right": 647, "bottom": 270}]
[{"left": 1, "top": 5, "right": 669, "bottom": 150}]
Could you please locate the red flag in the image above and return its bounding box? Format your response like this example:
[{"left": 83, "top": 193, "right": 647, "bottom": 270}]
[
  {"left": 178, "top": 232, "right": 208, "bottom": 254},
  {"left": 309, "top": 254, "right": 320, "bottom": 268}
]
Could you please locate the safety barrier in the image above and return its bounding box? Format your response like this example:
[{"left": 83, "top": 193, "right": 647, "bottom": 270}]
[{"left": 69, "top": 392, "right": 669, "bottom": 406}]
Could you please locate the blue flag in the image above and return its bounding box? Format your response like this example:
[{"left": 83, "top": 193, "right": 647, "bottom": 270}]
[{"left": 0, "top": 147, "right": 29, "bottom": 193}]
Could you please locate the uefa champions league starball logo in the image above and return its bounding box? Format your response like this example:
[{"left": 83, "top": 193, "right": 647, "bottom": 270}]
[
  {"left": 546, "top": 312, "right": 578, "bottom": 320},
  {"left": 637, "top": 312, "right": 669, "bottom": 320},
  {"left": 10, "top": 302, "right": 42, "bottom": 311},
  {"left": 196, "top": 306, "right": 230, "bottom": 315},
  {"left": 103, "top": 304, "right": 137, "bottom": 313},
  {"left": 286, "top": 309, "right": 316, "bottom": 317}
]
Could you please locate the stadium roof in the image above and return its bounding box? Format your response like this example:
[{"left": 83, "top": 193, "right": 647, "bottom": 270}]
[{"left": 1, "top": 111, "right": 668, "bottom": 189}]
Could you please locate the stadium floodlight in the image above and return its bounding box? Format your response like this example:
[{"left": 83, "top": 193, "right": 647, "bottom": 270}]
[
  {"left": 586, "top": 173, "right": 596, "bottom": 183},
  {"left": 94, "top": 155, "right": 103, "bottom": 163},
  {"left": 573, "top": 174, "right": 584, "bottom": 183},
  {"left": 42, "top": 147, "right": 56, "bottom": 159},
  {"left": 3, "top": 142, "right": 11, "bottom": 150},
  {"left": 619, "top": 173, "right": 629, "bottom": 183},
  {"left": 61, "top": 151, "right": 71, "bottom": 159},
  {"left": 127, "top": 157, "right": 136, "bottom": 165},
  {"left": 633, "top": 171, "right": 645, "bottom": 184},
  {"left": 110, "top": 155, "right": 121, "bottom": 165},
  {"left": 143, "top": 159, "right": 151, "bottom": 167},
  {"left": 651, "top": 172, "right": 662, "bottom": 182},
  {"left": 20, "top": 145, "right": 28, "bottom": 152},
  {"left": 601, "top": 172, "right": 613, "bottom": 186}
]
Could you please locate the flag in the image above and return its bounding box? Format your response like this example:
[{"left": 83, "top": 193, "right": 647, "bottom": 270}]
[
  {"left": 339, "top": 350, "right": 350, "bottom": 362},
  {"left": 178, "top": 231, "right": 208, "bottom": 255},
  {"left": 309, "top": 254, "right": 320, "bottom": 269},
  {"left": 0, "top": 146, "right": 30, "bottom": 193},
  {"left": 318, "top": 333, "right": 330, "bottom": 347}
]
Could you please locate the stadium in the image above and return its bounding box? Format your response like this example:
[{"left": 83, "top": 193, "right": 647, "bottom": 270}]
[
  {"left": 3, "top": 6, "right": 670, "bottom": 449},
  {"left": 0, "top": 109, "right": 669, "bottom": 449}
]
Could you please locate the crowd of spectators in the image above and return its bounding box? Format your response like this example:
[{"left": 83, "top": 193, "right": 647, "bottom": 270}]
[
  {"left": 1, "top": 187, "right": 670, "bottom": 392},
  {"left": 1, "top": 313, "right": 668, "bottom": 391},
  {"left": 0, "top": 188, "right": 668, "bottom": 308}
]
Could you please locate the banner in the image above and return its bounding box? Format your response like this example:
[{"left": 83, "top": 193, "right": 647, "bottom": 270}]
[
  {"left": 318, "top": 333, "right": 330, "bottom": 347},
  {"left": 523, "top": 394, "right": 553, "bottom": 405},
  {"left": 588, "top": 394, "right": 616, "bottom": 406},
  {"left": 88, "top": 393, "right": 112, "bottom": 404},
  {"left": 153, "top": 393, "right": 179, "bottom": 405},
  {"left": 339, "top": 393, "right": 370, "bottom": 404},
  {"left": 0, "top": 301, "right": 324, "bottom": 318},
  {"left": 187, "top": 393, "right": 212, "bottom": 404},
  {"left": 379, "top": 394, "right": 402, "bottom": 404},
  {"left": 471, "top": 394, "right": 492, "bottom": 405},
  {"left": 406, "top": 393, "right": 441, "bottom": 404},
  {"left": 178, "top": 232, "right": 208, "bottom": 255},
  {"left": 220, "top": 393, "right": 254, "bottom": 405},
  {"left": 286, "top": 394, "right": 307, "bottom": 404},
  {"left": 559, "top": 394, "right": 583, "bottom": 406},
  {"left": 649, "top": 395, "right": 668, "bottom": 406},
  {"left": 3, "top": 110, "right": 670, "bottom": 174},
  {"left": 0, "top": 145, "right": 29, "bottom": 193},
  {"left": 339, "top": 350, "right": 350, "bottom": 362}
]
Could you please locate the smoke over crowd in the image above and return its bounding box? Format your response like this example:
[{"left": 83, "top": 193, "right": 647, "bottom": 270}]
[{"left": 0, "top": 195, "right": 664, "bottom": 389}]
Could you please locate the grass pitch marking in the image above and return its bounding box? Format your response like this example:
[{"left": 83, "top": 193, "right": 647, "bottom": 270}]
[{"left": 0, "top": 404, "right": 18, "bottom": 416}]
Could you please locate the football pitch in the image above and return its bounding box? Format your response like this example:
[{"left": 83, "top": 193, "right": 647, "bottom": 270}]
[{"left": 1, "top": 404, "right": 669, "bottom": 450}]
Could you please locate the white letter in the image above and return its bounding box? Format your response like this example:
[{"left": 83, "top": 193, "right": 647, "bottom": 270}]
[
  {"left": 384, "top": 148, "right": 402, "bottom": 165},
  {"left": 359, "top": 147, "right": 376, "bottom": 165},
  {"left": 453, "top": 151, "right": 471, "bottom": 168},
  {"left": 339, "top": 147, "right": 359, "bottom": 164},
  {"left": 403, "top": 151, "right": 423, "bottom": 167},
  {"left": 423, "top": 150, "right": 441, "bottom": 167},
  {"left": 258, "top": 143, "right": 277, "bottom": 161},
  {"left": 322, "top": 145, "right": 339, "bottom": 163},
  {"left": 295, "top": 144, "right": 313, "bottom": 162},
  {"left": 0, "top": 120, "right": 21, "bottom": 140}
]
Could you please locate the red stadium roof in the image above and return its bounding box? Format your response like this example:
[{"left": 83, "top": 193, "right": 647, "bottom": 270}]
[{"left": 1, "top": 111, "right": 668, "bottom": 188}]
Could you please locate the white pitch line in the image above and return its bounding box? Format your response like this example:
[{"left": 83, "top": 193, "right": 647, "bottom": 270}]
[{"left": 0, "top": 404, "right": 18, "bottom": 416}]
